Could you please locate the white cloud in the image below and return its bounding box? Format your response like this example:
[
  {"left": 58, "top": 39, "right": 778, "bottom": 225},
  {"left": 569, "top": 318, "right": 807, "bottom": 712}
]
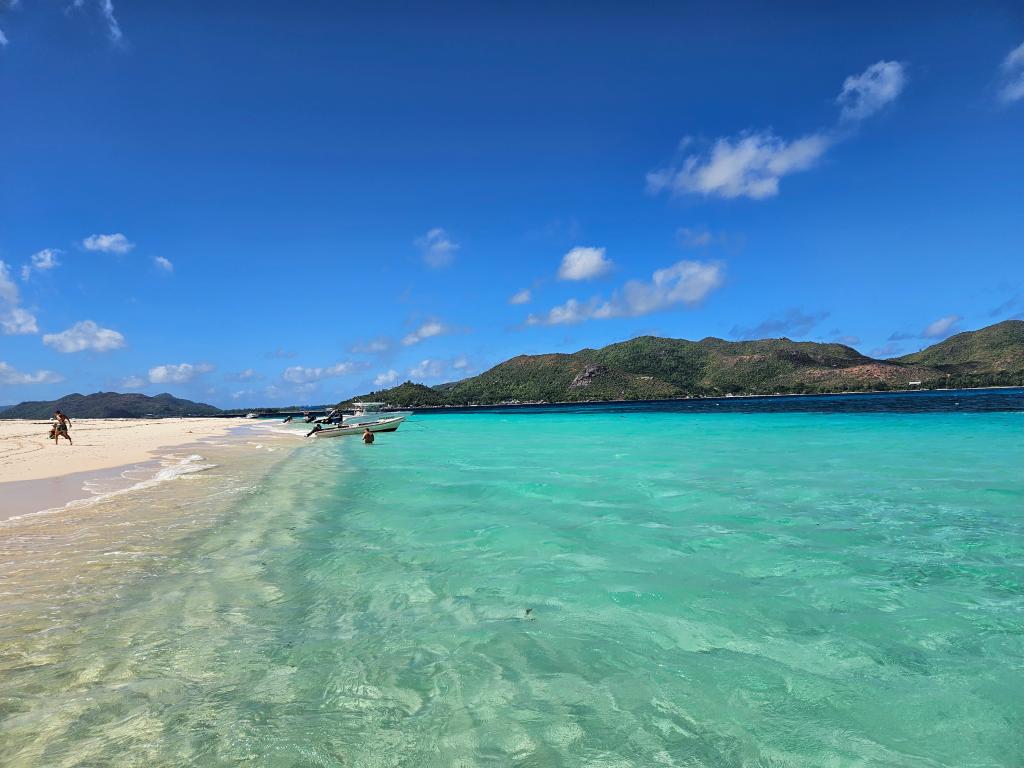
[
  {"left": 120, "top": 375, "right": 146, "bottom": 389},
  {"left": 0, "top": 361, "right": 63, "bottom": 386},
  {"left": 837, "top": 60, "right": 907, "bottom": 122},
  {"left": 402, "top": 320, "right": 448, "bottom": 346},
  {"left": 99, "top": 0, "right": 122, "bottom": 43},
  {"left": 998, "top": 42, "right": 1024, "bottom": 103},
  {"left": 677, "top": 227, "right": 715, "bottom": 248},
  {"left": 1, "top": 307, "right": 39, "bottom": 335},
  {"left": 0, "top": 260, "right": 19, "bottom": 305},
  {"left": 229, "top": 368, "right": 258, "bottom": 381},
  {"left": 374, "top": 369, "right": 400, "bottom": 387},
  {"left": 409, "top": 359, "right": 446, "bottom": 379},
  {"left": 0, "top": 26, "right": 8, "bottom": 47},
  {"left": 415, "top": 227, "right": 459, "bottom": 268},
  {"left": 923, "top": 314, "right": 961, "bottom": 339},
  {"left": 528, "top": 260, "right": 723, "bottom": 326},
  {"left": 508, "top": 288, "right": 532, "bottom": 305},
  {"left": 0, "top": 261, "right": 38, "bottom": 335},
  {"left": 452, "top": 356, "right": 469, "bottom": 370},
  {"left": 21, "top": 248, "right": 61, "bottom": 280},
  {"left": 647, "top": 131, "right": 832, "bottom": 200},
  {"left": 282, "top": 362, "right": 357, "bottom": 384},
  {"left": 82, "top": 232, "right": 134, "bottom": 254},
  {"left": 43, "top": 320, "right": 125, "bottom": 353},
  {"left": 648, "top": 61, "right": 906, "bottom": 200},
  {"left": 350, "top": 337, "right": 391, "bottom": 354},
  {"left": 153, "top": 256, "right": 173, "bottom": 272},
  {"left": 148, "top": 362, "right": 215, "bottom": 384},
  {"left": 558, "top": 246, "right": 613, "bottom": 281}
]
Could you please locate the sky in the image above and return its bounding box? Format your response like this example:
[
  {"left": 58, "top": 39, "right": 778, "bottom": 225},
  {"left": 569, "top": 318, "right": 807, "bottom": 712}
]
[{"left": 1, "top": 1, "right": 1022, "bottom": 407}]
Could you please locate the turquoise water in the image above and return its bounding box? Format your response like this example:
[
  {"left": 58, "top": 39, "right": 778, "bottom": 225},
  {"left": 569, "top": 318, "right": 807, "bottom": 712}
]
[{"left": 2, "top": 409, "right": 1023, "bottom": 766}]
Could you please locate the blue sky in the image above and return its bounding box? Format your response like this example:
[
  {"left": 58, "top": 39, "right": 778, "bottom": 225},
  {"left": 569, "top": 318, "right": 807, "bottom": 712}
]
[{"left": 1, "top": 1, "right": 1022, "bottom": 406}]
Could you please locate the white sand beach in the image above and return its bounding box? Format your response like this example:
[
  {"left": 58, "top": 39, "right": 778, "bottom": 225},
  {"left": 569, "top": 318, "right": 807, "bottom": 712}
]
[{"left": 0, "top": 418, "right": 246, "bottom": 484}]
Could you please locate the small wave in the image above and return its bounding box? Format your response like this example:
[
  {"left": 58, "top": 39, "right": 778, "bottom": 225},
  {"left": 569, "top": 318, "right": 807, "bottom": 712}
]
[{"left": 1, "top": 454, "right": 217, "bottom": 524}]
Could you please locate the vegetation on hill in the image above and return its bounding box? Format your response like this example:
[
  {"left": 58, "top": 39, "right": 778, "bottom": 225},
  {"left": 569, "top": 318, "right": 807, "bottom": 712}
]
[
  {"left": 0, "top": 392, "right": 222, "bottom": 419},
  {"left": 341, "top": 321, "right": 1024, "bottom": 407},
  {"left": 895, "top": 320, "right": 1024, "bottom": 388},
  {"left": 337, "top": 381, "right": 447, "bottom": 408}
]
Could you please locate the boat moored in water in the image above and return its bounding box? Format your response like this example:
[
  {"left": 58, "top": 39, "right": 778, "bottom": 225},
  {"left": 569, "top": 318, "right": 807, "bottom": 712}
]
[
  {"left": 308, "top": 414, "right": 407, "bottom": 439},
  {"left": 305, "top": 402, "right": 411, "bottom": 438}
]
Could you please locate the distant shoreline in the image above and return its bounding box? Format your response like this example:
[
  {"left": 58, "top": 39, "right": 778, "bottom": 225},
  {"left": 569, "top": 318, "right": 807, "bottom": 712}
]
[{"left": 395, "top": 384, "right": 1024, "bottom": 414}]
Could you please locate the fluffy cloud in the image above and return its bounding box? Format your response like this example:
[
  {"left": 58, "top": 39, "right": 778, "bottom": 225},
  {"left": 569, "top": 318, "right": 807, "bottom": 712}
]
[
  {"left": 836, "top": 60, "right": 908, "bottom": 122},
  {"left": 508, "top": 288, "right": 532, "bottom": 305},
  {"left": 923, "top": 314, "right": 961, "bottom": 339},
  {"left": 888, "top": 314, "right": 963, "bottom": 342},
  {"left": 43, "top": 320, "right": 125, "bottom": 353},
  {"left": 68, "top": 0, "right": 123, "bottom": 44},
  {"left": 415, "top": 228, "right": 459, "bottom": 268},
  {"left": 648, "top": 61, "right": 906, "bottom": 200},
  {"left": 82, "top": 232, "right": 134, "bottom": 254},
  {"left": 1, "top": 307, "right": 39, "bottom": 335},
  {"left": 148, "top": 362, "right": 215, "bottom": 384},
  {"left": 153, "top": 256, "right": 173, "bottom": 272},
  {"left": 98, "top": 0, "right": 123, "bottom": 43},
  {"left": 374, "top": 369, "right": 400, "bottom": 387},
  {"left": 558, "top": 247, "right": 613, "bottom": 281},
  {"left": 282, "top": 362, "right": 357, "bottom": 384},
  {"left": 0, "top": 260, "right": 19, "bottom": 305},
  {"left": 0, "top": 361, "right": 63, "bottom": 386},
  {"left": 350, "top": 337, "right": 392, "bottom": 354},
  {"left": 998, "top": 42, "right": 1024, "bottom": 103},
  {"left": 409, "top": 359, "right": 446, "bottom": 379},
  {"left": 871, "top": 342, "right": 903, "bottom": 358},
  {"left": 21, "top": 248, "right": 61, "bottom": 280},
  {"left": 0, "top": 26, "right": 7, "bottom": 48},
  {"left": 647, "top": 131, "right": 832, "bottom": 200},
  {"left": 730, "top": 309, "right": 829, "bottom": 339},
  {"left": 0, "top": 261, "right": 38, "bottom": 335},
  {"left": 225, "top": 368, "right": 261, "bottom": 382},
  {"left": 120, "top": 375, "right": 146, "bottom": 389},
  {"left": 402, "top": 320, "right": 448, "bottom": 346},
  {"left": 528, "top": 260, "right": 723, "bottom": 326}
]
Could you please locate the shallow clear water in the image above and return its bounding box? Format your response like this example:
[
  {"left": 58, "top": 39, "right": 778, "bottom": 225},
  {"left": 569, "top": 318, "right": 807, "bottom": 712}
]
[{"left": 2, "top": 404, "right": 1023, "bottom": 766}]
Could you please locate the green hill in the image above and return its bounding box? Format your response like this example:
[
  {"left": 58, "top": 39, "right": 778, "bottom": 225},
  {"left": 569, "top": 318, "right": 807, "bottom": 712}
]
[
  {"left": 895, "top": 320, "right": 1024, "bottom": 387},
  {"left": 0, "top": 392, "right": 222, "bottom": 419},
  {"left": 342, "top": 321, "right": 1024, "bottom": 407},
  {"left": 338, "top": 381, "right": 447, "bottom": 408}
]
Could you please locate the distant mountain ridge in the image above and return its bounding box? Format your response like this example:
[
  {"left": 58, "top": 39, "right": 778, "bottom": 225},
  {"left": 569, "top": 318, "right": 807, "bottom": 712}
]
[
  {"left": 0, "top": 392, "right": 221, "bottom": 419},
  {"left": 343, "top": 320, "right": 1024, "bottom": 407}
]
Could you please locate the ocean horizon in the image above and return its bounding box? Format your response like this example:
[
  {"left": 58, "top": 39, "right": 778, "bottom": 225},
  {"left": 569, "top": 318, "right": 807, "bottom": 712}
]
[{"left": 1, "top": 389, "right": 1022, "bottom": 766}]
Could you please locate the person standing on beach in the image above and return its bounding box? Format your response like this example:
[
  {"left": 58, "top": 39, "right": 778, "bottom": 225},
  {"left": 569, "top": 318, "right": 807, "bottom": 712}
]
[
  {"left": 52, "top": 409, "right": 72, "bottom": 445},
  {"left": 362, "top": 428, "right": 374, "bottom": 444}
]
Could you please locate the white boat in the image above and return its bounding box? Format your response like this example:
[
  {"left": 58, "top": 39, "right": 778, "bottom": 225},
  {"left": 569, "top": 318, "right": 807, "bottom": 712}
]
[
  {"left": 342, "top": 401, "right": 413, "bottom": 426},
  {"left": 308, "top": 414, "right": 407, "bottom": 439},
  {"left": 245, "top": 412, "right": 259, "bottom": 419}
]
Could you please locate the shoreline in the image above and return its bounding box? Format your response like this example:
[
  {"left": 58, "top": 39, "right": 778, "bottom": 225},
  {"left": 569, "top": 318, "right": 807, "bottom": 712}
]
[
  {"left": 0, "top": 417, "right": 248, "bottom": 484},
  {"left": 400, "top": 384, "right": 1024, "bottom": 412},
  {"left": 0, "top": 418, "right": 302, "bottom": 520}
]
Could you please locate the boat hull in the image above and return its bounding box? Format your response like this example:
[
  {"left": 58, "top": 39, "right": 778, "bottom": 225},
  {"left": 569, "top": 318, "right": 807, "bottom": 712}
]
[{"left": 310, "top": 415, "right": 407, "bottom": 439}]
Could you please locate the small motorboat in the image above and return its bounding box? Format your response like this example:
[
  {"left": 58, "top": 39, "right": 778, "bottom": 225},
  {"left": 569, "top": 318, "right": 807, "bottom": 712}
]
[
  {"left": 245, "top": 412, "right": 259, "bottom": 419},
  {"left": 342, "top": 401, "right": 413, "bottom": 425},
  {"left": 307, "top": 414, "right": 406, "bottom": 439}
]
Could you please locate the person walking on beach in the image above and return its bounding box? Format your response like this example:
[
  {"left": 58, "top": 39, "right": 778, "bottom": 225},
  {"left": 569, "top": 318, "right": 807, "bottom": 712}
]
[
  {"left": 52, "top": 409, "right": 72, "bottom": 445},
  {"left": 362, "top": 428, "right": 374, "bottom": 444}
]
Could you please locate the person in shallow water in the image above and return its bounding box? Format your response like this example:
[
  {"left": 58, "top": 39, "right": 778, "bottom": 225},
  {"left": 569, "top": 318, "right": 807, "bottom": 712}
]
[
  {"left": 52, "top": 409, "right": 72, "bottom": 445},
  {"left": 362, "top": 428, "right": 374, "bottom": 444}
]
